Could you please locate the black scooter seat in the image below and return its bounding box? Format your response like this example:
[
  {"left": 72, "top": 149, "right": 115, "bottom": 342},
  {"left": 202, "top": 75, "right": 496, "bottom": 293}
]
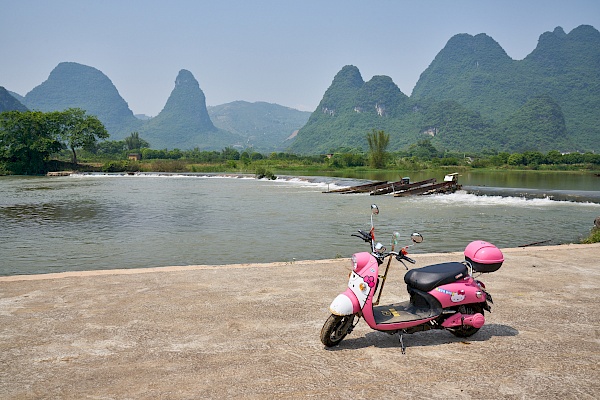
[{"left": 404, "top": 262, "right": 468, "bottom": 292}]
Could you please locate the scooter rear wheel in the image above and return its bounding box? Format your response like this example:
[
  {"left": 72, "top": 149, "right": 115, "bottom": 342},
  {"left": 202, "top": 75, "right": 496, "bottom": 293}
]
[{"left": 320, "top": 314, "right": 354, "bottom": 347}]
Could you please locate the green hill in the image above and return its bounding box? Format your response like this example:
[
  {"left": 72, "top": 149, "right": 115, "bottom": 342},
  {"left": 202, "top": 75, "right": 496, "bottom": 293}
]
[
  {"left": 291, "top": 25, "right": 600, "bottom": 154},
  {"left": 208, "top": 101, "right": 310, "bottom": 152},
  {"left": 23, "top": 62, "right": 142, "bottom": 138},
  {"left": 13, "top": 25, "right": 599, "bottom": 154},
  {"left": 412, "top": 25, "right": 600, "bottom": 152},
  {"left": 15, "top": 63, "right": 305, "bottom": 151},
  {"left": 290, "top": 66, "right": 416, "bottom": 153},
  {"left": 0, "top": 87, "right": 28, "bottom": 112},
  {"left": 139, "top": 69, "right": 242, "bottom": 150}
]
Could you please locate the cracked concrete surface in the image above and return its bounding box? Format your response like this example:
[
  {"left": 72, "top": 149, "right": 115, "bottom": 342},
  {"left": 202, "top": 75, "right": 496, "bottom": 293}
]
[{"left": 1, "top": 243, "right": 599, "bottom": 399}]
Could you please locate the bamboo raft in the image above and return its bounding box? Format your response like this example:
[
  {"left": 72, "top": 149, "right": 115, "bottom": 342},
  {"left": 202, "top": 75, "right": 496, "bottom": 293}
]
[
  {"left": 46, "top": 171, "right": 73, "bottom": 176},
  {"left": 393, "top": 181, "right": 459, "bottom": 197},
  {"left": 324, "top": 174, "right": 461, "bottom": 197},
  {"left": 393, "top": 173, "right": 461, "bottom": 197},
  {"left": 323, "top": 181, "right": 388, "bottom": 194},
  {"left": 370, "top": 178, "right": 436, "bottom": 196}
]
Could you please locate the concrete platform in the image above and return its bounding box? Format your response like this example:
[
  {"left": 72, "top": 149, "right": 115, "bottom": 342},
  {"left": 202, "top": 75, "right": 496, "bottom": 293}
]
[{"left": 1, "top": 243, "right": 599, "bottom": 399}]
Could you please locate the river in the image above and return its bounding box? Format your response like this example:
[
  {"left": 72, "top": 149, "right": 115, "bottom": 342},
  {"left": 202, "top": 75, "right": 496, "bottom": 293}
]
[{"left": 1, "top": 171, "right": 599, "bottom": 275}]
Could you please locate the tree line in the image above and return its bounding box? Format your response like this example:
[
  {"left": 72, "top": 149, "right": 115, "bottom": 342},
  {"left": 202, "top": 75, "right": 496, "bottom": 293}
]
[{"left": 1, "top": 111, "right": 598, "bottom": 175}]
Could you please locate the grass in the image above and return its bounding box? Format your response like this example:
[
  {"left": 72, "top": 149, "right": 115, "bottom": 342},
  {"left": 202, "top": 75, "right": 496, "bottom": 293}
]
[{"left": 581, "top": 227, "right": 600, "bottom": 244}]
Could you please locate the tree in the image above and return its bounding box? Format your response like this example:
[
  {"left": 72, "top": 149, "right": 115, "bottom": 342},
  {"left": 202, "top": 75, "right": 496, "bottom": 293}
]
[
  {"left": 366, "top": 129, "right": 389, "bottom": 168},
  {"left": 0, "top": 111, "right": 62, "bottom": 174},
  {"left": 96, "top": 140, "right": 127, "bottom": 156},
  {"left": 407, "top": 139, "right": 440, "bottom": 160},
  {"left": 507, "top": 153, "right": 525, "bottom": 166},
  {"left": 221, "top": 147, "right": 240, "bottom": 160},
  {"left": 50, "top": 108, "right": 109, "bottom": 164},
  {"left": 124, "top": 132, "right": 150, "bottom": 151}
]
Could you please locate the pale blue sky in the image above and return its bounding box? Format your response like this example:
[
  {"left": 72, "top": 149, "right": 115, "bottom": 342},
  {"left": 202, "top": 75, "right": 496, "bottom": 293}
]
[{"left": 1, "top": 0, "right": 598, "bottom": 116}]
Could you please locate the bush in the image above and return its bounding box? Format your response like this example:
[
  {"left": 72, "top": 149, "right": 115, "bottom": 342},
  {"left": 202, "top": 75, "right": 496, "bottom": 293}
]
[
  {"left": 149, "top": 160, "right": 188, "bottom": 172},
  {"left": 101, "top": 160, "right": 140, "bottom": 172},
  {"left": 102, "top": 161, "right": 127, "bottom": 172},
  {"left": 255, "top": 166, "right": 276, "bottom": 180},
  {"left": 581, "top": 227, "right": 600, "bottom": 244}
]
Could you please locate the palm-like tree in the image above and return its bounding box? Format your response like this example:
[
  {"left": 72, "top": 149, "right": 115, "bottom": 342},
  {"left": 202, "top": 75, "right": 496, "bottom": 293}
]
[{"left": 367, "top": 129, "right": 389, "bottom": 169}]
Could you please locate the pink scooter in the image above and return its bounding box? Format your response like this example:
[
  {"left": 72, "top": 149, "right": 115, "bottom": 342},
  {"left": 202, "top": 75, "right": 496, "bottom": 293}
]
[{"left": 321, "top": 204, "right": 503, "bottom": 352}]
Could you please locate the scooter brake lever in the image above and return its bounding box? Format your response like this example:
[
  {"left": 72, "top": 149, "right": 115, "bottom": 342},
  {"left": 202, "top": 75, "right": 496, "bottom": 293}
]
[
  {"left": 358, "top": 229, "right": 369, "bottom": 237},
  {"left": 404, "top": 256, "right": 416, "bottom": 264},
  {"left": 399, "top": 259, "right": 409, "bottom": 270}
]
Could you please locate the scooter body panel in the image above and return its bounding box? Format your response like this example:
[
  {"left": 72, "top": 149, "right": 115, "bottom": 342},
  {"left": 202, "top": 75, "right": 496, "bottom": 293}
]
[
  {"left": 328, "top": 252, "right": 377, "bottom": 315},
  {"left": 339, "top": 252, "right": 440, "bottom": 331},
  {"left": 431, "top": 278, "right": 487, "bottom": 308}
]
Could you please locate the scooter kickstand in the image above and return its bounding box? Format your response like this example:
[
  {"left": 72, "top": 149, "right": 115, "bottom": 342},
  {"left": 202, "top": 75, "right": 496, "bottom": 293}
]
[{"left": 398, "top": 332, "right": 406, "bottom": 354}]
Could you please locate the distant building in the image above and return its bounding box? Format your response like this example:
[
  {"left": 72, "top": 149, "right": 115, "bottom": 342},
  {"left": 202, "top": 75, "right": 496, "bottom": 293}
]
[{"left": 128, "top": 153, "right": 141, "bottom": 161}]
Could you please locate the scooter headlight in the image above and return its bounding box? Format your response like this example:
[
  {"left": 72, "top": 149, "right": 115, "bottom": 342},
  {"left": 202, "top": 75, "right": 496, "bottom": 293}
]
[{"left": 351, "top": 255, "right": 357, "bottom": 270}]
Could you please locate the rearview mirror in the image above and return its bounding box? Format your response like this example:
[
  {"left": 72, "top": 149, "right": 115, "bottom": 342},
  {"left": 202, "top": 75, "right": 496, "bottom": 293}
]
[{"left": 411, "top": 232, "right": 424, "bottom": 243}]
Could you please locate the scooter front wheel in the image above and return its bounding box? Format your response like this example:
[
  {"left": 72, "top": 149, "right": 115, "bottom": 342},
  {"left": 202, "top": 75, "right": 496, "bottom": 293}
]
[{"left": 320, "top": 314, "right": 355, "bottom": 347}]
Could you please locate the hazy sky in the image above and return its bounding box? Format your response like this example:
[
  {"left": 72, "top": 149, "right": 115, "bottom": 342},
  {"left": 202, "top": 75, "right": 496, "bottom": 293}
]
[{"left": 1, "top": 0, "right": 599, "bottom": 116}]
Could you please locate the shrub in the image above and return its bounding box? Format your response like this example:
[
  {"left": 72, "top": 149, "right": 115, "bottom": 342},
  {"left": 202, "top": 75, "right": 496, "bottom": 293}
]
[
  {"left": 149, "top": 160, "right": 188, "bottom": 172},
  {"left": 255, "top": 166, "right": 276, "bottom": 180},
  {"left": 102, "top": 161, "right": 127, "bottom": 172},
  {"left": 581, "top": 227, "right": 600, "bottom": 244}
]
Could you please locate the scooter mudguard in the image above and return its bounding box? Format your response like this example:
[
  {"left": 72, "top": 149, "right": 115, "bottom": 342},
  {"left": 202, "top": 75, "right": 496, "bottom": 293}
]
[
  {"left": 329, "top": 288, "right": 361, "bottom": 316},
  {"left": 431, "top": 279, "right": 486, "bottom": 308}
]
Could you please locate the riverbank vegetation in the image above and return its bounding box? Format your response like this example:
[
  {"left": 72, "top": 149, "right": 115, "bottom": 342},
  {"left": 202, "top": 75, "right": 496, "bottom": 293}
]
[
  {"left": 582, "top": 227, "right": 600, "bottom": 244},
  {"left": 3, "top": 137, "right": 600, "bottom": 177},
  {"left": 59, "top": 136, "right": 599, "bottom": 176},
  {"left": 1, "top": 111, "right": 599, "bottom": 176}
]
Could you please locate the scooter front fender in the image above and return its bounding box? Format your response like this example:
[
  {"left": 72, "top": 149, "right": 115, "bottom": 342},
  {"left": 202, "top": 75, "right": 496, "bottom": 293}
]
[{"left": 329, "top": 288, "right": 361, "bottom": 316}]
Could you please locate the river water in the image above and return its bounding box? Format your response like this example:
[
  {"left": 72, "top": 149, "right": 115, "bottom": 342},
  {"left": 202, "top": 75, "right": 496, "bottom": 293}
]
[{"left": 1, "top": 171, "right": 599, "bottom": 276}]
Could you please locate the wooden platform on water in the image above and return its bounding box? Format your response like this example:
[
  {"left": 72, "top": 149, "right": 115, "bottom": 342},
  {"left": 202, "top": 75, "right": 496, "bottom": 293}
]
[
  {"left": 393, "top": 180, "right": 461, "bottom": 197},
  {"left": 325, "top": 173, "right": 461, "bottom": 197},
  {"left": 370, "top": 178, "right": 436, "bottom": 195},
  {"left": 323, "top": 180, "right": 388, "bottom": 194},
  {"left": 46, "top": 171, "right": 74, "bottom": 176}
]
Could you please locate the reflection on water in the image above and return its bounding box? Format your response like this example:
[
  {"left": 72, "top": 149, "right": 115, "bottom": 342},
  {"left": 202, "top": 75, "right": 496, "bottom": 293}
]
[
  {"left": 0, "top": 201, "right": 101, "bottom": 224},
  {"left": 1, "top": 172, "right": 599, "bottom": 276}
]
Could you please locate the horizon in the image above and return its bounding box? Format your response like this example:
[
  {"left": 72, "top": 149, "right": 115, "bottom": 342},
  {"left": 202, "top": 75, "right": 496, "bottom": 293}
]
[{"left": 1, "top": 1, "right": 599, "bottom": 116}]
